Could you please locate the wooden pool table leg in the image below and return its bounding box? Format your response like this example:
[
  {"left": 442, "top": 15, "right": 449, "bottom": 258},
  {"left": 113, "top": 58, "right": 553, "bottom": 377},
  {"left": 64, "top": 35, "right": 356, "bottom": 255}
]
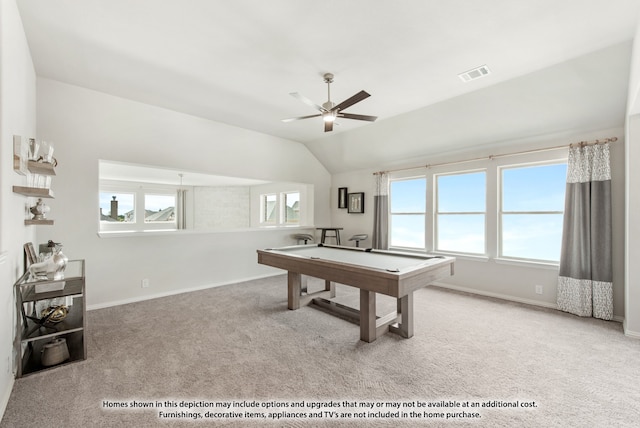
[
  {"left": 288, "top": 272, "right": 302, "bottom": 310},
  {"left": 390, "top": 293, "right": 414, "bottom": 339},
  {"left": 325, "top": 280, "right": 336, "bottom": 298},
  {"left": 360, "top": 289, "right": 376, "bottom": 343}
]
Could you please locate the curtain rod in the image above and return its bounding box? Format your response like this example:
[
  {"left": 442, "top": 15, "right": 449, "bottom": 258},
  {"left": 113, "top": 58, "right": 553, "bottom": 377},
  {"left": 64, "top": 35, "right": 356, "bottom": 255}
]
[{"left": 373, "top": 136, "right": 618, "bottom": 175}]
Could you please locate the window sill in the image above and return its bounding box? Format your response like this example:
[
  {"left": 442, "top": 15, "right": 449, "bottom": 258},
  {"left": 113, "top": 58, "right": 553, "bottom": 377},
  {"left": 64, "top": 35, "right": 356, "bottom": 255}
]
[
  {"left": 97, "top": 225, "right": 314, "bottom": 238},
  {"left": 432, "top": 251, "right": 490, "bottom": 262},
  {"left": 494, "top": 257, "right": 560, "bottom": 270}
]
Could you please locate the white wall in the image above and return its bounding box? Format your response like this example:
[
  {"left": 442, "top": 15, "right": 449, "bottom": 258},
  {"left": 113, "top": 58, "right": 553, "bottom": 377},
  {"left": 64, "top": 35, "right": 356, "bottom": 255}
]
[
  {"left": 624, "top": 18, "right": 640, "bottom": 338},
  {"left": 35, "top": 78, "right": 331, "bottom": 308},
  {"left": 193, "top": 186, "right": 251, "bottom": 229},
  {"left": 332, "top": 127, "right": 627, "bottom": 318},
  {"left": 0, "top": 0, "right": 37, "bottom": 415}
]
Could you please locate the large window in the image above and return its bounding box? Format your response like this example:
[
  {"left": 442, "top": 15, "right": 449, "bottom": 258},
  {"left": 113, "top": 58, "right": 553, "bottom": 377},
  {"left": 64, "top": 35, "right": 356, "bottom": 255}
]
[
  {"left": 389, "top": 178, "right": 426, "bottom": 249},
  {"left": 99, "top": 192, "right": 135, "bottom": 223},
  {"left": 283, "top": 192, "right": 300, "bottom": 224},
  {"left": 99, "top": 186, "right": 176, "bottom": 231},
  {"left": 500, "top": 162, "right": 567, "bottom": 262},
  {"left": 144, "top": 194, "right": 176, "bottom": 223},
  {"left": 435, "top": 171, "right": 486, "bottom": 254},
  {"left": 260, "top": 191, "right": 302, "bottom": 226},
  {"left": 261, "top": 194, "right": 277, "bottom": 224}
]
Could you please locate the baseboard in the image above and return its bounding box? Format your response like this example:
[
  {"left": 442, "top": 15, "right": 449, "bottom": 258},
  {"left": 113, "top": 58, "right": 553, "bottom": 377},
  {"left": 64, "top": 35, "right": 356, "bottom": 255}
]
[
  {"left": 430, "top": 282, "right": 625, "bottom": 323},
  {"left": 0, "top": 377, "right": 15, "bottom": 422},
  {"left": 87, "top": 272, "right": 283, "bottom": 311},
  {"left": 623, "top": 320, "right": 640, "bottom": 339},
  {"left": 430, "top": 281, "right": 559, "bottom": 310}
]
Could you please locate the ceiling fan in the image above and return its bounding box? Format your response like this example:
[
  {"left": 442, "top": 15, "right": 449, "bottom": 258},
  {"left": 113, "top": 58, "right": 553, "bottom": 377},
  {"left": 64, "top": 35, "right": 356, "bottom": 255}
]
[{"left": 282, "top": 73, "right": 377, "bottom": 132}]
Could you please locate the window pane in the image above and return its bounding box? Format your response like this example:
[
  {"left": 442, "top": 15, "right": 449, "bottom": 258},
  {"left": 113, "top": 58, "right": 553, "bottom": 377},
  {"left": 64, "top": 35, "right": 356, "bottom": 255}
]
[
  {"left": 502, "top": 164, "right": 567, "bottom": 211},
  {"left": 145, "top": 194, "right": 176, "bottom": 223},
  {"left": 390, "top": 178, "right": 426, "bottom": 213},
  {"left": 262, "top": 194, "right": 276, "bottom": 223},
  {"left": 437, "top": 214, "right": 485, "bottom": 254},
  {"left": 502, "top": 214, "right": 563, "bottom": 261},
  {"left": 390, "top": 215, "right": 425, "bottom": 248},
  {"left": 437, "top": 172, "right": 485, "bottom": 212},
  {"left": 284, "top": 192, "right": 300, "bottom": 224},
  {"left": 100, "top": 192, "right": 135, "bottom": 222}
]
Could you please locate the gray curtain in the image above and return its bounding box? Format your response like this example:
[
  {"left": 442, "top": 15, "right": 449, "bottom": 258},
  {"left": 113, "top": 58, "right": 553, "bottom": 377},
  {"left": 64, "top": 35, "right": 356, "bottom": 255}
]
[
  {"left": 557, "top": 143, "right": 613, "bottom": 320},
  {"left": 176, "top": 189, "right": 187, "bottom": 230},
  {"left": 372, "top": 172, "right": 389, "bottom": 250}
]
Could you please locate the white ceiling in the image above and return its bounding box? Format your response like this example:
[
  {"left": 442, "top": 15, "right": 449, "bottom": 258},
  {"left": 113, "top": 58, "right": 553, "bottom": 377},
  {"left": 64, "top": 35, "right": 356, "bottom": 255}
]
[{"left": 16, "top": 0, "right": 640, "bottom": 172}]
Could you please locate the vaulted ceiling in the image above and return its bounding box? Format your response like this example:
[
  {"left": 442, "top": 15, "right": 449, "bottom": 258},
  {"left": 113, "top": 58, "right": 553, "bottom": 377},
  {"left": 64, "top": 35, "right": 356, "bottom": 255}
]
[{"left": 17, "top": 0, "right": 640, "bottom": 173}]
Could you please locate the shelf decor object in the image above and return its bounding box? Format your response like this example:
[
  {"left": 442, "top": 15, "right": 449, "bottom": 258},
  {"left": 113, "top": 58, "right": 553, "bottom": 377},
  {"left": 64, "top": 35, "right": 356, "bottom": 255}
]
[
  {"left": 11, "top": 135, "right": 58, "bottom": 226},
  {"left": 13, "top": 135, "right": 28, "bottom": 175},
  {"left": 13, "top": 259, "right": 86, "bottom": 377}
]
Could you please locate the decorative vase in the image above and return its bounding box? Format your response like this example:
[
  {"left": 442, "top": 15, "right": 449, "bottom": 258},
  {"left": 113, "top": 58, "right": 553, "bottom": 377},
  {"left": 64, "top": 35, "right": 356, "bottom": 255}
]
[
  {"left": 41, "top": 338, "right": 70, "bottom": 366},
  {"left": 30, "top": 198, "right": 50, "bottom": 220}
]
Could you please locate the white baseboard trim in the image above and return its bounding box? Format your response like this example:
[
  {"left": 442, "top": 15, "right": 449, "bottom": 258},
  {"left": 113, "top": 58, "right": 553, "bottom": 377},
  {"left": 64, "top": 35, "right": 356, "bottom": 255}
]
[
  {"left": 430, "top": 281, "right": 559, "bottom": 310},
  {"left": 430, "top": 282, "right": 624, "bottom": 324},
  {"left": 87, "top": 272, "right": 283, "bottom": 311},
  {"left": 623, "top": 320, "right": 640, "bottom": 339},
  {"left": 0, "top": 378, "right": 15, "bottom": 422}
]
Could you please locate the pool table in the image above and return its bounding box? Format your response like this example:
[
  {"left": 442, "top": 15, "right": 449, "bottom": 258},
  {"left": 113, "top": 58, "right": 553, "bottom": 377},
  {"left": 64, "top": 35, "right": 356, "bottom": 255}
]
[{"left": 257, "top": 244, "right": 455, "bottom": 342}]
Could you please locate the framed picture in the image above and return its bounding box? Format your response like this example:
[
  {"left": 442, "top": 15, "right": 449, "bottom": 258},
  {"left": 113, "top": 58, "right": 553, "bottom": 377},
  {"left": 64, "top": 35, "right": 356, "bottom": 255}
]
[
  {"left": 13, "top": 135, "right": 28, "bottom": 176},
  {"left": 338, "top": 187, "right": 348, "bottom": 209},
  {"left": 24, "top": 242, "right": 37, "bottom": 268},
  {"left": 348, "top": 192, "right": 365, "bottom": 214}
]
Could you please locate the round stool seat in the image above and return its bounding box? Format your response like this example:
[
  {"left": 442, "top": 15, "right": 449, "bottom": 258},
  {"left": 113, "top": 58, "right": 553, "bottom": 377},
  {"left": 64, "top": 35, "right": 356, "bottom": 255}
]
[
  {"left": 294, "top": 234, "right": 315, "bottom": 244},
  {"left": 348, "top": 234, "right": 368, "bottom": 247}
]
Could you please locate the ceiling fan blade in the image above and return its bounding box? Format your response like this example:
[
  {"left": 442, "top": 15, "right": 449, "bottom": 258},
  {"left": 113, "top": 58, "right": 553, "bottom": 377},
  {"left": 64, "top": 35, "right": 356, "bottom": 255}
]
[
  {"left": 290, "top": 92, "right": 327, "bottom": 113},
  {"left": 324, "top": 120, "right": 334, "bottom": 132},
  {"left": 338, "top": 113, "right": 378, "bottom": 122},
  {"left": 332, "top": 90, "right": 370, "bottom": 112},
  {"left": 281, "top": 114, "right": 321, "bottom": 123}
]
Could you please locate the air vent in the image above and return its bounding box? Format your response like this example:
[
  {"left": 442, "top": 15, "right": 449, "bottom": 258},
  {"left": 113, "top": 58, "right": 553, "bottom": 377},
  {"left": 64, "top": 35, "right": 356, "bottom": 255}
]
[{"left": 458, "top": 65, "right": 491, "bottom": 82}]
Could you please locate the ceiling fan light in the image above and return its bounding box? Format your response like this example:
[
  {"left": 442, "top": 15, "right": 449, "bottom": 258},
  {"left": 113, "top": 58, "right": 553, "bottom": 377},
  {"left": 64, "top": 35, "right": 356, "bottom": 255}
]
[{"left": 323, "top": 112, "right": 336, "bottom": 122}]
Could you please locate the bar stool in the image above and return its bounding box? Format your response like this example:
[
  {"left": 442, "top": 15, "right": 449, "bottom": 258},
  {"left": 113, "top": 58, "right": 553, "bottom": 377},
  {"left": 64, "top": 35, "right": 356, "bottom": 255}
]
[
  {"left": 293, "top": 234, "right": 315, "bottom": 245},
  {"left": 348, "top": 234, "right": 368, "bottom": 247},
  {"left": 316, "top": 227, "right": 343, "bottom": 245}
]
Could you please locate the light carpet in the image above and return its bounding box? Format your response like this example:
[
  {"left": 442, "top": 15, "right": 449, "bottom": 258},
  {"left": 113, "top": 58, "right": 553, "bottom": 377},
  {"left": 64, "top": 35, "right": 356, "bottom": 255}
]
[{"left": 2, "top": 275, "right": 639, "bottom": 427}]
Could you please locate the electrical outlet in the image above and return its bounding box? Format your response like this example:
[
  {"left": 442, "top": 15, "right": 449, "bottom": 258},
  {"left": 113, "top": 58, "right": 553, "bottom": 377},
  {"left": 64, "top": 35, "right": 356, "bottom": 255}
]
[
  {"left": 535, "top": 285, "right": 543, "bottom": 295},
  {"left": 141, "top": 278, "right": 150, "bottom": 288}
]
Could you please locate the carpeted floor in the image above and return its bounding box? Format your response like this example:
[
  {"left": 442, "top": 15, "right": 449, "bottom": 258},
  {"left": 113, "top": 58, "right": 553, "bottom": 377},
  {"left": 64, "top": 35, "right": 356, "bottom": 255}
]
[{"left": 2, "top": 275, "right": 639, "bottom": 427}]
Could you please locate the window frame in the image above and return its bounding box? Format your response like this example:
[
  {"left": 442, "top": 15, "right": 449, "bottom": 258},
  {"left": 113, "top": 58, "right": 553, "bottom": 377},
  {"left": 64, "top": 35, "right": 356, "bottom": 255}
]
[
  {"left": 99, "top": 183, "right": 177, "bottom": 232},
  {"left": 498, "top": 160, "right": 567, "bottom": 263},
  {"left": 282, "top": 191, "right": 301, "bottom": 225},
  {"left": 388, "top": 176, "right": 427, "bottom": 250},
  {"left": 434, "top": 169, "right": 487, "bottom": 256}
]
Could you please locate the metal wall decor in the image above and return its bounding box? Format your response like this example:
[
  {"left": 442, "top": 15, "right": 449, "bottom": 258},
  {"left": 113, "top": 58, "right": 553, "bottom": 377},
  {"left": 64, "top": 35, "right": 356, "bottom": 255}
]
[{"left": 348, "top": 192, "right": 364, "bottom": 214}]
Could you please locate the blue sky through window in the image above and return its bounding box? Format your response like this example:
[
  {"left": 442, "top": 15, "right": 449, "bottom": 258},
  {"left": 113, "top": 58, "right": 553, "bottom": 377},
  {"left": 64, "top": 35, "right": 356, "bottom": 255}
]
[{"left": 388, "top": 162, "right": 567, "bottom": 261}]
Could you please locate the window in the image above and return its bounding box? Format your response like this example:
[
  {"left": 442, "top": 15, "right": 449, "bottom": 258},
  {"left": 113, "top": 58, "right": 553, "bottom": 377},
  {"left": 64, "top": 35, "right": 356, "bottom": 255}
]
[
  {"left": 435, "top": 171, "right": 486, "bottom": 254},
  {"left": 144, "top": 194, "right": 176, "bottom": 224},
  {"left": 500, "top": 162, "right": 567, "bottom": 262},
  {"left": 99, "top": 192, "right": 135, "bottom": 223},
  {"left": 389, "top": 178, "right": 426, "bottom": 249},
  {"left": 99, "top": 186, "right": 177, "bottom": 232},
  {"left": 261, "top": 194, "right": 277, "bottom": 224},
  {"left": 283, "top": 192, "right": 300, "bottom": 224}
]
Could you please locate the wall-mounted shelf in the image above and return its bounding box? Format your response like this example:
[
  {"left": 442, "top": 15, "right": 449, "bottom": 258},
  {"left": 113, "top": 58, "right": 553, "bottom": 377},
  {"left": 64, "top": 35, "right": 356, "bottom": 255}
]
[
  {"left": 12, "top": 186, "right": 55, "bottom": 198},
  {"left": 27, "top": 160, "right": 56, "bottom": 176},
  {"left": 25, "top": 219, "right": 54, "bottom": 226}
]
